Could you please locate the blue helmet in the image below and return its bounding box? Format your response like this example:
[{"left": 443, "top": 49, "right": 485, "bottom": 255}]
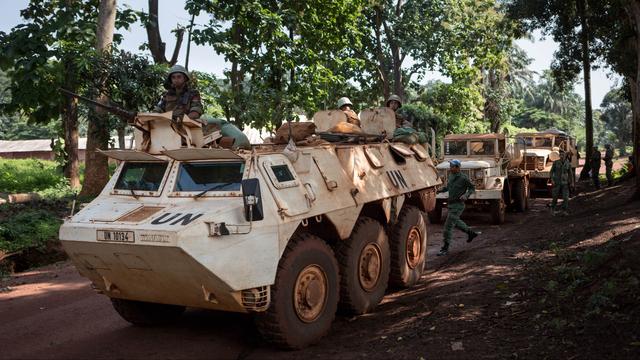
[{"left": 449, "top": 159, "right": 461, "bottom": 168}]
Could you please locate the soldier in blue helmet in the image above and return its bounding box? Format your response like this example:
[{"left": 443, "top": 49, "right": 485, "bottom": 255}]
[{"left": 437, "top": 159, "right": 480, "bottom": 256}]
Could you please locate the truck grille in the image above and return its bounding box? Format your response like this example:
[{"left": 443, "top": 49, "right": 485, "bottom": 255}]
[
  {"left": 522, "top": 156, "right": 539, "bottom": 170},
  {"left": 241, "top": 285, "right": 270, "bottom": 311}
]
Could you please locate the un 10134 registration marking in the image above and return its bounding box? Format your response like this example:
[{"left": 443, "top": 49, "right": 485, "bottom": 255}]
[{"left": 97, "top": 230, "right": 135, "bottom": 243}]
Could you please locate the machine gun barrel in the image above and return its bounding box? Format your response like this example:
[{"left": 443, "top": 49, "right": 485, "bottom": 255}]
[{"left": 60, "top": 88, "right": 137, "bottom": 123}]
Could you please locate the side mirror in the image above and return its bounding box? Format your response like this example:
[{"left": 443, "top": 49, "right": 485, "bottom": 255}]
[{"left": 241, "top": 178, "right": 264, "bottom": 221}]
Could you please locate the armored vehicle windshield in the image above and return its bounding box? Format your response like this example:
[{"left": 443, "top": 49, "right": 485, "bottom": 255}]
[
  {"left": 114, "top": 162, "right": 169, "bottom": 191},
  {"left": 175, "top": 161, "right": 245, "bottom": 192}
]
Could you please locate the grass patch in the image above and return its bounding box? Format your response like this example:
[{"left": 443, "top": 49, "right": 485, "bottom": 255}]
[
  {"left": 0, "top": 159, "right": 63, "bottom": 193},
  {"left": 0, "top": 209, "right": 62, "bottom": 254}
]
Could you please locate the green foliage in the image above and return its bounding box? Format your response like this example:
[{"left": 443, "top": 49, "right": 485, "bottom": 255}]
[
  {"left": 191, "top": 71, "right": 225, "bottom": 117},
  {"left": 187, "top": 0, "right": 365, "bottom": 130},
  {"left": 0, "top": 159, "right": 64, "bottom": 193},
  {"left": 599, "top": 85, "right": 632, "bottom": 152},
  {"left": 0, "top": 209, "right": 61, "bottom": 253}
]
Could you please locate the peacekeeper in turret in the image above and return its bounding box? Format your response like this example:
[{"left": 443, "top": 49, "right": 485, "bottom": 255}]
[
  {"left": 154, "top": 65, "right": 204, "bottom": 124},
  {"left": 337, "top": 97, "right": 361, "bottom": 127},
  {"left": 386, "top": 94, "right": 412, "bottom": 128}
]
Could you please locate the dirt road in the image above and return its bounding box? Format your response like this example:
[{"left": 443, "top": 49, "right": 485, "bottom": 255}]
[{"left": 2, "top": 181, "right": 639, "bottom": 359}]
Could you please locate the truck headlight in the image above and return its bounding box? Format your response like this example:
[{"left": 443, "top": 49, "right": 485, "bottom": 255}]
[{"left": 537, "top": 157, "right": 545, "bottom": 171}]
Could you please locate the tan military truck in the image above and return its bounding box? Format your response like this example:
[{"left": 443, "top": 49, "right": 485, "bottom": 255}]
[
  {"left": 59, "top": 109, "right": 441, "bottom": 349},
  {"left": 429, "top": 133, "right": 529, "bottom": 225},
  {"left": 514, "top": 129, "right": 578, "bottom": 196}
]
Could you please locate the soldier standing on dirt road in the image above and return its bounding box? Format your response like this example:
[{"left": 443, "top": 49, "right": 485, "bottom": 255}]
[
  {"left": 337, "top": 97, "right": 361, "bottom": 127},
  {"left": 437, "top": 159, "right": 480, "bottom": 256},
  {"left": 550, "top": 150, "right": 572, "bottom": 215},
  {"left": 590, "top": 147, "right": 602, "bottom": 190},
  {"left": 154, "top": 65, "right": 204, "bottom": 123},
  {"left": 604, "top": 144, "right": 614, "bottom": 186}
]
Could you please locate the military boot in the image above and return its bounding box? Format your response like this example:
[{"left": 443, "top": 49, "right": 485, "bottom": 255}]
[
  {"left": 437, "top": 248, "right": 449, "bottom": 256},
  {"left": 467, "top": 230, "right": 480, "bottom": 243}
]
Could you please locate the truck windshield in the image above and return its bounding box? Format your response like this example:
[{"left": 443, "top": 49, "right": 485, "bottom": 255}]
[
  {"left": 114, "top": 162, "right": 168, "bottom": 191},
  {"left": 469, "top": 141, "right": 495, "bottom": 155},
  {"left": 519, "top": 137, "right": 552, "bottom": 147},
  {"left": 175, "top": 162, "right": 245, "bottom": 192},
  {"left": 444, "top": 141, "right": 467, "bottom": 155}
]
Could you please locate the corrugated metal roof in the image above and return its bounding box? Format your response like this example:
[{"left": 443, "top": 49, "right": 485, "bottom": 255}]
[{"left": 0, "top": 137, "right": 132, "bottom": 153}]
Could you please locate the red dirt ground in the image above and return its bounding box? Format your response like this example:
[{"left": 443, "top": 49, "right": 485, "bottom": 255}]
[{"left": 1, "top": 179, "right": 639, "bottom": 359}]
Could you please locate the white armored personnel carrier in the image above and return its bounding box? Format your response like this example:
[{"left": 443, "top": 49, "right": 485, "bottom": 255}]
[
  {"left": 430, "top": 133, "right": 529, "bottom": 225},
  {"left": 59, "top": 109, "right": 441, "bottom": 349}
]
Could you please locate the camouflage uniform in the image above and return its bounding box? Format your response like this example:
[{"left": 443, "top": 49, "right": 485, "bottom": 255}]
[
  {"left": 550, "top": 156, "right": 571, "bottom": 212},
  {"left": 154, "top": 87, "right": 203, "bottom": 120},
  {"left": 154, "top": 65, "right": 204, "bottom": 122},
  {"left": 440, "top": 171, "right": 476, "bottom": 252},
  {"left": 604, "top": 145, "right": 614, "bottom": 186},
  {"left": 590, "top": 149, "right": 602, "bottom": 189}
]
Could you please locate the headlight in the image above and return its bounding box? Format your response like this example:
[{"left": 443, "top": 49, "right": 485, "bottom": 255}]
[
  {"left": 474, "top": 169, "right": 484, "bottom": 178},
  {"left": 537, "top": 157, "right": 545, "bottom": 171}
]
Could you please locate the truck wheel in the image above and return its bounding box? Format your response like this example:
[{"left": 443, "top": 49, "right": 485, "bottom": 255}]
[
  {"left": 427, "top": 200, "right": 442, "bottom": 224},
  {"left": 335, "top": 217, "right": 390, "bottom": 315},
  {"left": 255, "top": 232, "right": 339, "bottom": 349},
  {"left": 490, "top": 198, "right": 505, "bottom": 224},
  {"left": 110, "top": 298, "right": 185, "bottom": 326},
  {"left": 390, "top": 205, "right": 427, "bottom": 288},
  {"left": 512, "top": 179, "right": 526, "bottom": 212}
]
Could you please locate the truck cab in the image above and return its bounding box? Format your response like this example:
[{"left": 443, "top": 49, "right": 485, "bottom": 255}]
[
  {"left": 515, "top": 129, "right": 577, "bottom": 196},
  {"left": 430, "top": 133, "right": 529, "bottom": 225}
]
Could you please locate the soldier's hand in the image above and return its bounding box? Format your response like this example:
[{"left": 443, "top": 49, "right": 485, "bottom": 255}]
[{"left": 460, "top": 194, "right": 468, "bottom": 201}]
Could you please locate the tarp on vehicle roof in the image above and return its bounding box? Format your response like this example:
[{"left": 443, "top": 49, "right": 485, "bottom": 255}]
[{"left": 444, "top": 133, "right": 505, "bottom": 140}]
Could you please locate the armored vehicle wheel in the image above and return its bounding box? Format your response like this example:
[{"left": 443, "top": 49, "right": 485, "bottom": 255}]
[
  {"left": 427, "top": 200, "right": 443, "bottom": 224},
  {"left": 110, "top": 298, "right": 185, "bottom": 326},
  {"left": 390, "top": 206, "right": 427, "bottom": 288},
  {"left": 512, "top": 179, "right": 526, "bottom": 212},
  {"left": 335, "top": 217, "right": 390, "bottom": 315},
  {"left": 255, "top": 232, "right": 339, "bottom": 349},
  {"left": 490, "top": 198, "right": 505, "bottom": 224}
]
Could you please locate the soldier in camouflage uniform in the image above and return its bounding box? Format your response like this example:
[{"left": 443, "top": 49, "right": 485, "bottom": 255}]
[
  {"left": 386, "top": 94, "right": 412, "bottom": 128},
  {"left": 154, "top": 65, "right": 204, "bottom": 123},
  {"left": 604, "top": 144, "right": 614, "bottom": 186},
  {"left": 337, "top": 97, "right": 361, "bottom": 127},
  {"left": 550, "top": 150, "right": 572, "bottom": 215},
  {"left": 437, "top": 159, "right": 479, "bottom": 256},
  {"left": 590, "top": 147, "right": 602, "bottom": 190}
]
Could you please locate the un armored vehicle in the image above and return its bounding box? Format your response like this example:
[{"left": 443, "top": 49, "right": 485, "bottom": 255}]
[
  {"left": 514, "top": 129, "right": 578, "bottom": 196},
  {"left": 429, "top": 133, "right": 529, "bottom": 225},
  {"left": 59, "top": 109, "right": 441, "bottom": 349}
]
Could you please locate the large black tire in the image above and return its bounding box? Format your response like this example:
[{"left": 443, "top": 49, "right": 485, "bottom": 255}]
[
  {"left": 427, "top": 200, "right": 443, "bottom": 224},
  {"left": 389, "top": 205, "right": 428, "bottom": 288},
  {"left": 110, "top": 298, "right": 185, "bottom": 326},
  {"left": 512, "top": 178, "right": 526, "bottom": 212},
  {"left": 335, "top": 217, "right": 390, "bottom": 315},
  {"left": 255, "top": 232, "right": 339, "bottom": 349},
  {"left": 490, "top": 198, "right": 505, "bottom": 224}
]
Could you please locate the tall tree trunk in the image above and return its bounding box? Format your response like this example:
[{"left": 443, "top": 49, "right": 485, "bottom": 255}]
[
  {"left": 230, "top": 20, "right": 245, "bottom": 129},
  {"left": 578, "top": 0, "right": 594, "bottom": 181},
  {"left": 630, "top": 0, "right": 640, "bottom": 199},
  {"left": 80, "top": 0, "right": 117, "bottom": 197},
  {"left": 62, "top": 65, "right": 80, "bottom": 189}
]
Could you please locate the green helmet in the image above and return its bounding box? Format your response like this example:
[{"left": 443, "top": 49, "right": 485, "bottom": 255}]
[
  {"left": 386, "top": 94, "right": 402, "bottom": 108},
  {"left": 168, "top": 65, "right": 190, "bottom": 81},
  {"left": 337, "top": 97, "right": 353, "bottom": 109}
]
